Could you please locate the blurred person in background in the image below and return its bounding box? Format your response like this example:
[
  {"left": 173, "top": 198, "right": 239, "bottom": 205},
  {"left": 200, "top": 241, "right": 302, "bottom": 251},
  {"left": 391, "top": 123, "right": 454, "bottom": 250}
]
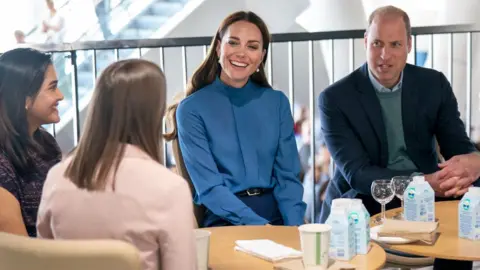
[
  {"left": 14, "top": 30, "right": 26, "bottom": 44},
  {"left": 299, "top": 118, "right": 331, "bottom": 223},
  {"left": 42, "top": 0, "right": 65, "bottom": 44}
]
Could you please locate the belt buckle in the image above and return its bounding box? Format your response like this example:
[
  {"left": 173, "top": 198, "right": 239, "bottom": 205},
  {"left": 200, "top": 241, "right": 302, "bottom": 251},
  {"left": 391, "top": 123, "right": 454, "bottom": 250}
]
[{"left": 246, "top": 189, "right": 260, "bottom": 196}]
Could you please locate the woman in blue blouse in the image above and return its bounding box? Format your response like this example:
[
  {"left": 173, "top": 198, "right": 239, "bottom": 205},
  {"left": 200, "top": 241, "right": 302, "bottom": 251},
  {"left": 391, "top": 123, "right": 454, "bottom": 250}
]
[{"left": 164, "top": 11, "right": 306, "bottom": 227}]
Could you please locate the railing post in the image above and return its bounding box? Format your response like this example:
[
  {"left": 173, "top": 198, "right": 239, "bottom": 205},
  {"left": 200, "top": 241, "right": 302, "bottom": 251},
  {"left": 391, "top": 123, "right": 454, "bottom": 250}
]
[
  {"left": 308, "top": 40, "right": 316, "bottom": 222},
  {"left": 70, "top": 50, "right": 81, "bottom": 145},
  {"left": 466, "top": 32, "right": 472, "bottom": 137},
  {"left": 288, "top": 42, "right": 295, "bottom": 114}
]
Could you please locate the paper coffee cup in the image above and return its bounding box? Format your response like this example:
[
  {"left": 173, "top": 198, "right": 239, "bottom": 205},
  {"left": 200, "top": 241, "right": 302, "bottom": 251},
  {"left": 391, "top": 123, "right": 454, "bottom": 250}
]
[
  {"left": 195, "top": 229, "right": 211, "bottom": 270},
  {"left": 298, "top": 224, "right": 331, "bottom": 269}
]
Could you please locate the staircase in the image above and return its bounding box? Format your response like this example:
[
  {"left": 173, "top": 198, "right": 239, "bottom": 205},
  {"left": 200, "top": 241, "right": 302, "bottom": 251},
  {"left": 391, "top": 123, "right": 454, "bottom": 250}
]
[
  {"left": 73, "top": 0, "right": 188, "bottom": 99},
  {"left": 116, "top": 0, "right": 187, "bottom": 40},
  {"left": 52, "top": 0, "right": 190, "bottom": 151}
]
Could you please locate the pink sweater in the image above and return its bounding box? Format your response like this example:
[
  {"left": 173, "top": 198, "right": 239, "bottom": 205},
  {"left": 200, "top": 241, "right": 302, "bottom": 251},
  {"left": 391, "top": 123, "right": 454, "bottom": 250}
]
[{"left": 36, "top": 144, "right": 197, "bottom": 270}]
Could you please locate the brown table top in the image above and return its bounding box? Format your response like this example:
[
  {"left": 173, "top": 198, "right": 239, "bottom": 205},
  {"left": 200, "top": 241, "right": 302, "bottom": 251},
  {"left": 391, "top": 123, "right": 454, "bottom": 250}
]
[
  {"left": 370, "top": 200, "right": 480, "bottom": 261},
  {"left": 203, "top": 225, "right": 386, "bottom": 270}
]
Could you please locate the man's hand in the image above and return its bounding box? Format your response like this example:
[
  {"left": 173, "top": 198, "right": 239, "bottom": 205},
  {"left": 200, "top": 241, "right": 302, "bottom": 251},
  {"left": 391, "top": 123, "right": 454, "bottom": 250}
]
[
  {"left": 435, "top": 153, "right": 480, "bottom": 196},
  {"left": 424, "top": 173, "right": 449, "bottom": 197}
]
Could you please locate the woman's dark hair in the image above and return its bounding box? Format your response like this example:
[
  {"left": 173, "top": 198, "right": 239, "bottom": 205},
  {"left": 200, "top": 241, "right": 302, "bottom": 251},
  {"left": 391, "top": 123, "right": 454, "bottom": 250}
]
[
  {"left": 0, "top": 48, "right": 55, "bottom": 175},
  {"left": 163, "top": 11, "right": 271, "bottom": 141}
]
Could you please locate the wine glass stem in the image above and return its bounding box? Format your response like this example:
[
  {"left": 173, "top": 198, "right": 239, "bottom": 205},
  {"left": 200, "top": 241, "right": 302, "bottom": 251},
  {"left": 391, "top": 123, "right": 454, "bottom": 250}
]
[{"left": 381, "top": 203, "right": 386, "bottom": 220}]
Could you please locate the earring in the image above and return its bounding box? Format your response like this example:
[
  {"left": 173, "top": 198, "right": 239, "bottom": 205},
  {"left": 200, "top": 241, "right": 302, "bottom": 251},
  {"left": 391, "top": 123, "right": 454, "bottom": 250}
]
[
  {"left": 25, "top": 105, "right": 28, "bottom": 110},
  {"left": 256, "top": 68, "right": 260, "bottom": 72}
]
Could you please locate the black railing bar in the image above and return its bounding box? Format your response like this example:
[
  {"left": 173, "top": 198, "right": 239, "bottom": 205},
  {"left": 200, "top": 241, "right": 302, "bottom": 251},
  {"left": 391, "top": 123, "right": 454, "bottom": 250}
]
[
  {"left": 114, "top": 48, "right": 120, "bottom": 61},
  {"left": 349, "top": 38, "right": 355, "bottom": 72},
  {"left": 202, "top": 45, "right": 208, "bottom": 59},
  {"left": 92, "top": 49, "right": 98, "bottom": 80},
  {"left": 267, "top": 44, "right": 273, "bottom": 84},
  {"left": 448, "top": 33, "right": 454, "bottom": 85},
  {"left": 181, "top": 46, "right": 188, "bottom": 88},
  {"left": 308, "top": 40, "right": 316, "bottom": 222},
  {"left": 466, "top": 32, "right": 472, "bottom": 137},
  {"left": 70, "top": 51, "right": 81, "bottom": 144},
  {"left": 22, "top": 24, "right": 478, "bottom": 53},
  {"left": 413, "top": 35, "right": 418, "bottom": 65},
  {"left": 287, "top": 41, "right": 294, "bottom": 114},
  {"left": 429, "top": 34, "right": 434, "bottom": 68}
]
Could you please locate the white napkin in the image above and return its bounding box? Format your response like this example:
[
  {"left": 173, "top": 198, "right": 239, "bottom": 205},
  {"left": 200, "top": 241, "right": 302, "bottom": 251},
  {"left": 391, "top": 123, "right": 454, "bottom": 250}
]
[{"left": 234, "top": 239, "right": 302, "bottom": 262}]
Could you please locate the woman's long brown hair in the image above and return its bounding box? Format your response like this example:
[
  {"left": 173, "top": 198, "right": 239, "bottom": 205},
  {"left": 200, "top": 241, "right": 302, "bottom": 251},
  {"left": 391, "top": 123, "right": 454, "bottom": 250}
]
[
  {"left": 64, "top": 59, "right": 166, "bottom": 191},
  {"left": 163, "top": 11, "right": 272, "bottom": 141}
]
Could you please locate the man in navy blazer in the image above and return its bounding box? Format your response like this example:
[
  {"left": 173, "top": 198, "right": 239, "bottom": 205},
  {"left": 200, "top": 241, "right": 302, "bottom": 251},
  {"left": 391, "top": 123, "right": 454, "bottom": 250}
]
[
  {"left": 319, "top": 5, "right": 480, "bottom": 220},
  {"left": 318, "top": 5, "right": 480, "bottom": 269},
  {"left": 318, "top": 7, "right": 480, "bottom": 270}
]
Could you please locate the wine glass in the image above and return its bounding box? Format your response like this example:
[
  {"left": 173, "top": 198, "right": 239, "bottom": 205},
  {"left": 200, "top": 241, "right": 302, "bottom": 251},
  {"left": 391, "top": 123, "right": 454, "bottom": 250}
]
[
  {"left": 392, "top": 176, "right": 412, "bottom": 219},
  {"left": 371, "top": 179, "right": 395, "bottom": 223}
]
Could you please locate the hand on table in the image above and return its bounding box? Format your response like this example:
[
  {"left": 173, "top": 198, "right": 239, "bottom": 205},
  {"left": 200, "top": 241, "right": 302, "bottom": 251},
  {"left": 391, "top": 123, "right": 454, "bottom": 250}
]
[{"left": 429, "top": 153, "right": 480, "bottom": 197}]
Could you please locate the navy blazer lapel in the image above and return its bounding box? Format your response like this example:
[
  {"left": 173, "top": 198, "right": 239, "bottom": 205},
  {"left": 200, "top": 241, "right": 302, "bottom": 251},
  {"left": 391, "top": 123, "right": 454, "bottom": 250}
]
[
  {"left": 357, "top": 64, "right": 388, "bottom": 164},
  {"left": 401, "top": 65, "right": 419, "bottom": 151}
]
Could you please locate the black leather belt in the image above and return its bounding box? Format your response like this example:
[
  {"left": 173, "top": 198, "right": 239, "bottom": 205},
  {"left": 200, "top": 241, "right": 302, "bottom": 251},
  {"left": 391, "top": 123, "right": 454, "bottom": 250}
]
[{"left": 236, "top": 188, "right": 271, "bottom": 197}]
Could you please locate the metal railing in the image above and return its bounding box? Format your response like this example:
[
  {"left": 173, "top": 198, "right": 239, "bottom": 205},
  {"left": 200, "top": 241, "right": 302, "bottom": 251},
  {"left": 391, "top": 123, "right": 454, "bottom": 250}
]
[{"left": 27, "top": 24, "right": 480, "bottom": 222}]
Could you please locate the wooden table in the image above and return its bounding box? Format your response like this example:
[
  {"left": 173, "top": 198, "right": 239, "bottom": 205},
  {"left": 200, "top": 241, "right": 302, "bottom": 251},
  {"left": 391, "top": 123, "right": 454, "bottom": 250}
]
[
  {"left": 370, "top": 200, "right": 480, "bottom": 261},
  {"left": 203, "top": 225, "right": 386, "bottom": 270}
]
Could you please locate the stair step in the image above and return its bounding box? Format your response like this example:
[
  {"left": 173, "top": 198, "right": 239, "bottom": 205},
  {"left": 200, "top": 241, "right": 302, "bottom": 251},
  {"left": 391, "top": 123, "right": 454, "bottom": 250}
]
[
  {"left": 165, "top": 0, "right": 189, "bottom": 3},
  {"left": 134, "top": 15, "right": 168, "bottom": 29},
  {"left": 148, "top": 1, "right": 183, "bottom": 15},
  {"left": 117, "top": 28, "right": 154, "bottom": 40}
]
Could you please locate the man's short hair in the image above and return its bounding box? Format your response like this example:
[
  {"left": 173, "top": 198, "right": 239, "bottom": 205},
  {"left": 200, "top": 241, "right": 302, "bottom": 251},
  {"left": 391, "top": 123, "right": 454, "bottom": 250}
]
[{"left": 367, "top": 5, "right": 411, "bottom": 38}]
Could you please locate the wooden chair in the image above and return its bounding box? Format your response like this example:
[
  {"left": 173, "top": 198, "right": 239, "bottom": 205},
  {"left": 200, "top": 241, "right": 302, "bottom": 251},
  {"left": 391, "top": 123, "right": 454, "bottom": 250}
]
[
  {"left": 172, "top": 137, "right": 206, "bottom": 228},
  {"left": 0, "top": 232, "right": 142, "bottom": 270}
]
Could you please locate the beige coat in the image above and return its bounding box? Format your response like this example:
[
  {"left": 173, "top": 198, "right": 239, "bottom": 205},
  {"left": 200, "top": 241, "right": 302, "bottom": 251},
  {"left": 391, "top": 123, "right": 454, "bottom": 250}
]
[{"left": 37, "top": 144, "right": 197, "bottom": 270}]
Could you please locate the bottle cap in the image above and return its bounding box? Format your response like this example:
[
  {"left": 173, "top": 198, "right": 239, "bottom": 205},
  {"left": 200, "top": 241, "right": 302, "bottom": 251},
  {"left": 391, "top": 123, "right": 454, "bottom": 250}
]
[
  {"left": 332, "top": 198, "right": 352, "bottom": 209},
  {"left": 468, "top": 186, "right": 480, "bottom": 196},
  {"left": 412, "top": 175, "right": 425, "bottom": 183}
]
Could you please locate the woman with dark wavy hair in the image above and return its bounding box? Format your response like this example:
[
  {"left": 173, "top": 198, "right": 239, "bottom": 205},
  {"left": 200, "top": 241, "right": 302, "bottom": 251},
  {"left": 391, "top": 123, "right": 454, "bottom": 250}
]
[
  {"left": 0, "top": 48, "right": 63, "bottom": 237},
  {"left": 165, "top": 11, "right": 306, "bottom": 227}
]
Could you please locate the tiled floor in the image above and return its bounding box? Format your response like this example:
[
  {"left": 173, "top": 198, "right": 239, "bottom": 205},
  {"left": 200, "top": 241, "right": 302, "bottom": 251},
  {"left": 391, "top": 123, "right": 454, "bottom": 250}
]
[{"left": 383, "top": 261, "right": 480, "bottom": 269}]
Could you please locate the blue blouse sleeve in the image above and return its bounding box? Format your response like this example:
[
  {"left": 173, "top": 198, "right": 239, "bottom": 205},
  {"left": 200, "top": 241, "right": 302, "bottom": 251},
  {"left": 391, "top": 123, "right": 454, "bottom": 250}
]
[
  {"left": 176, "top": 104, "right": 269, "bottom": 225},
  {"left": 272, "top": 93, "right": 306, "bottom": 225}
]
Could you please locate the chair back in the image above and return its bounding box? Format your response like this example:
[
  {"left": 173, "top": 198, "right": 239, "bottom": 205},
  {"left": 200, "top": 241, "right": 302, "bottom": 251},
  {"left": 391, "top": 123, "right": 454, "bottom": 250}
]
[
  {"left": 172, "top": 138, "right": 206, "bottom": 228},
  {"left": 0, "top": 232, "right": 142, "bottom": 270}
]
